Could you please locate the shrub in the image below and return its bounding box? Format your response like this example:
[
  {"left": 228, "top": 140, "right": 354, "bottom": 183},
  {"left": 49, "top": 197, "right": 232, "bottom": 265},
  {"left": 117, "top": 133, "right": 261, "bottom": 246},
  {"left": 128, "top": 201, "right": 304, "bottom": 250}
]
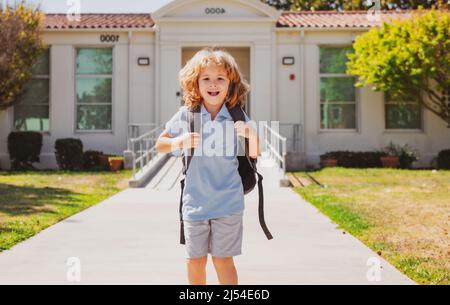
[
  {"left": 98, "top": 153, "right": 114, "bottom": 170},
  {"left": 7, "top": 131, "right": 43, "bottom": 170},
  {"left": 83, "top": 150, "right": 104, "bottom": 171},
  {"left": 398, "top": 144, "right": 419, "bottom": 169},
  {"left": 437, "top": 149, "right": 450, "bottom": 169},
  {"left": 320, "top": 151, "right": 388, "bottom": 168},
  {"left": 54, "top": 138, "right": 83, "bottom": 171}
]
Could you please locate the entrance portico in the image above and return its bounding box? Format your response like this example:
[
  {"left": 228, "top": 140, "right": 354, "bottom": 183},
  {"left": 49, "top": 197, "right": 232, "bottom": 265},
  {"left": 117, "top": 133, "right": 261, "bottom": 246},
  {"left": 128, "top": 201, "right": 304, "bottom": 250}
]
[{"left": 151, "top": 0, "right": 281, "bottom": 126}]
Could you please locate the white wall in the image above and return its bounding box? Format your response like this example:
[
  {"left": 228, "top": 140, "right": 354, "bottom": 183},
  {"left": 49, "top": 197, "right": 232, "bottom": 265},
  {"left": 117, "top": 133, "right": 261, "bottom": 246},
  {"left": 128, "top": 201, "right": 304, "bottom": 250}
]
[
  {"left": 129, "top": 32, "right": 156, "bottom": 125},
  {"left": 0, "top": 31, "right": 155, "bottom": 169},
  {"left": 299, "top": 30, "right": 450, "bottom": 168}
]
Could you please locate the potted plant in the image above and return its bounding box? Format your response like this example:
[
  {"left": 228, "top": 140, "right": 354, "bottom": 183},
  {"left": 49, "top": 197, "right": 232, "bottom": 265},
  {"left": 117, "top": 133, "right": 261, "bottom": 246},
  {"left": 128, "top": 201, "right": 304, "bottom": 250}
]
[
  {"left": 380, "top": 141, "right": 401, "bottom": 168},
  {"left": 398, "top": 144, "right": 419, "bottom": 169},
  {"left": 320, "top": 152, "right": 338, "bottom": 168},
  {"left": 108, "top": 156, "right": 124, "bottom": 172},
  {"left": 322, "top": 158, "right": 338, "bottom": 167}
]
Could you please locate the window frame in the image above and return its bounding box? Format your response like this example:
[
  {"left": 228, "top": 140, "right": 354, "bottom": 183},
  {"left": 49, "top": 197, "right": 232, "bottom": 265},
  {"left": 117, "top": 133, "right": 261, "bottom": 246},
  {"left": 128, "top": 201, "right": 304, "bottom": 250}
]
[
  {"left": 12, "top": 47, "right": 51, "bottom": 134},
  {"left": 383, "top": 90, "right": 424, "bottom": 133},
  {"left": 74, "top": 46, "right": 115, "bottom": 134},
  {"left": 318, "top": 45, "right": 359, "bottom": 133}
]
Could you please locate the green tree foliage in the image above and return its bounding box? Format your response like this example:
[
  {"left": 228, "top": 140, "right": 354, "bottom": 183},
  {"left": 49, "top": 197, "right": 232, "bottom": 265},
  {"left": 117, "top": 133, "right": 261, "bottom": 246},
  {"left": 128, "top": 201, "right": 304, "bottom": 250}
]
[
  {"left": 261, "top": 0, "right": 445, "bottom": 11},
  {"left": 347, "top": 9, "right": 450, "bottom": 127},
  {"left": 0, "top": 2, "right": 45, "bottom": 111}
]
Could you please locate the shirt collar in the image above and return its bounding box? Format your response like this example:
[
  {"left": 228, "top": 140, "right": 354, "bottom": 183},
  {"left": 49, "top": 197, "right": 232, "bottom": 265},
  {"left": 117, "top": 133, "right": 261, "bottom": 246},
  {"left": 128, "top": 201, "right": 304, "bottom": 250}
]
[{"left": 200, "top": 102, "right": 232, "bottom": 120}]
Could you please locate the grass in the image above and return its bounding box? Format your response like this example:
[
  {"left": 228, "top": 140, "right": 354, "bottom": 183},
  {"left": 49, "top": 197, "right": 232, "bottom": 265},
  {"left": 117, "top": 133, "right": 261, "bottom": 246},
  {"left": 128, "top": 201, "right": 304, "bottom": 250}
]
[
  {"left": 293, "top": 167, "right": 450, "bottom": 285},
  {"left": 0, "top": 169, "right": 132, "bottom": 251}
]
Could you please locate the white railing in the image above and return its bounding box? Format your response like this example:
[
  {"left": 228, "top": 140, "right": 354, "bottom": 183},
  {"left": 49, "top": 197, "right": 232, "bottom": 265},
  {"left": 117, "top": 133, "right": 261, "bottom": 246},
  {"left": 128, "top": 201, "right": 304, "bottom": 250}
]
[
  {"left": 263, "top": 123, "right": 288, "bottom": 174},
  {"left": 129, "top": 125, "right": 164, "bottom": 179},
  {"left": 127, "top": 123, "right": 158, "bottom": 151},
  {"left": 262, "top": 123, "right": 302, "bottom": 174}
]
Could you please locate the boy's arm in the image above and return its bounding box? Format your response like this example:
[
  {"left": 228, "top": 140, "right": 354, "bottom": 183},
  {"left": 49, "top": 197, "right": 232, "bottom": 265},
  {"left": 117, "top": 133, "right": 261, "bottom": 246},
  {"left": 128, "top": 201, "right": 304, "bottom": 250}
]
[
  {"left": 247, "top": 128, "right": 260, "bottom": 160},
  {"left": 155, "top": 131, "right": 199, "bottom": 154},
  {"left": 155, "top": 130, "right": 181, "bottom": 154},
  {"left": 234, "top": 121, "right": 260, "bottom": 159}
]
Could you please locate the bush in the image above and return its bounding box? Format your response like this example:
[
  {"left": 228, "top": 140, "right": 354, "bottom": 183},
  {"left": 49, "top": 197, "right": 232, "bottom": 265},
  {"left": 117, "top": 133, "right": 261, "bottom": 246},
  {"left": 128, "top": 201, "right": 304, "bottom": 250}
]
[
  {"left": 54, "top": 138, "right": 83, "bottom": 171},
  {"left": 7, "top": 131, "right": 43, "bottom": 170},
  {"left": 398, "top": 144, "right": 419, "bottom": 169},
  {"left": 437, "top": 149, "right": 450, "bottom": 169},
  {"left": 83, "top": 150, "right": 104, "bottom": 171},
  {"left": 320, "top": 151, "right": 388, "bottom": 168}
]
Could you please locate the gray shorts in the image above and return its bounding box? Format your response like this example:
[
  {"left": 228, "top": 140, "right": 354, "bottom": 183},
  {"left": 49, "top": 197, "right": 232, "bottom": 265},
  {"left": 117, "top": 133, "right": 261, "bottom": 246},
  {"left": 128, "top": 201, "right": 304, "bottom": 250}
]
[{"left": 183, "top": 213, "right": 243, "bottom": 258}]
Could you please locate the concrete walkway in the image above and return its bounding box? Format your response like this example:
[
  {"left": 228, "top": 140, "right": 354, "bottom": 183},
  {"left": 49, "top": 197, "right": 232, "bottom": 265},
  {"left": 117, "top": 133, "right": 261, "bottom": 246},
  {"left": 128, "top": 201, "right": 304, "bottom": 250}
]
[{"left": 0, "top": 154, "right": 414, "bottom": 284}]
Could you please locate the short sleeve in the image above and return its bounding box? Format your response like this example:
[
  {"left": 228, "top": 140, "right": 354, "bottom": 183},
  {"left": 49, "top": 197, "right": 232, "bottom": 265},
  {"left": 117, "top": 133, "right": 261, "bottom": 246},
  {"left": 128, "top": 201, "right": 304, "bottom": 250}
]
[{"left": 164, "top": 106, "right": 188, "bottom": 138}]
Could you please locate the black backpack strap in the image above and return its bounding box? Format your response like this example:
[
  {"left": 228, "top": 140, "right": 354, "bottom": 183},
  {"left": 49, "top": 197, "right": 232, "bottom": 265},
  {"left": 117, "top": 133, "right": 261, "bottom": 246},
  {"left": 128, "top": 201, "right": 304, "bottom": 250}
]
[
  {"left": 179, "top": 105, "right": 200, "bottom": 245},
  {"left": 179, "top": 177, "right": 186, "bottom": 244},
  {"left": 229, "top": 105, "right": 273, "bottom": 241},
  {"left": 257, "top": 171, "right": 273, "bottom": 240}
]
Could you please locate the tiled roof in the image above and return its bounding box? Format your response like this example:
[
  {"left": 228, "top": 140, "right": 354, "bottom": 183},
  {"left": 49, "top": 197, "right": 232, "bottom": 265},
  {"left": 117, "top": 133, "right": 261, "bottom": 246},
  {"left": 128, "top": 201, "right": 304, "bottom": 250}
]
[
  {"left": 42, "top": 10, "right": 436, "bottom": 30},
  {"left": 44, "top": 13, "right": 155, "bottom": 29},
  {"left": 277, "top": 10, "right": 418, "bottom": 28}
]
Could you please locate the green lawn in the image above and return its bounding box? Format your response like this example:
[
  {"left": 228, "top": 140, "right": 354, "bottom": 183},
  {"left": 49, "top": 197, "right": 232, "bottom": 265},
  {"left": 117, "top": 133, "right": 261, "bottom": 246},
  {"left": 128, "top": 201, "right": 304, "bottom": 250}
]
[
  {"left": 293, "top": 167, "right": 450, "bottom": 285},
  {"left": 0, "top": 170, "right": 132, "bottom": 251}
]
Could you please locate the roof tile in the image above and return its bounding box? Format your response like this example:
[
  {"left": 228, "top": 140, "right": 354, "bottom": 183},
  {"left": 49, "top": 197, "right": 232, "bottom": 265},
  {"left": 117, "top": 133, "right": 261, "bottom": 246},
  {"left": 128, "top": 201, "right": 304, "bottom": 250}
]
[
  {"left": 277, "top": 10, "right": 417, "bottom": 28},
  {"left": 44, "top": 13, "right": 154, "bottom": 29},
  {"left": 42, "top": 10, "right": 441, "bottom": 30}
]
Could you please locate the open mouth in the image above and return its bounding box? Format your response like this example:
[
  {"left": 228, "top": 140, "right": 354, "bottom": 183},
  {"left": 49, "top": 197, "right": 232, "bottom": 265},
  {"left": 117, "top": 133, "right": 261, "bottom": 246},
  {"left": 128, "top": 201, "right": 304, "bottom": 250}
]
[{"left": 208, "top": 91, "right": 220, "bottom": 97}]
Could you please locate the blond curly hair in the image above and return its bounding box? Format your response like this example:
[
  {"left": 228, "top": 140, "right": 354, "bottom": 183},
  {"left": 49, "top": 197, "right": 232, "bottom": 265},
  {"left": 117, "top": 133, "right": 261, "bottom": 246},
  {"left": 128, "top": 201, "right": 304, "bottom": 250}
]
[{"left": 178, "top": 47, "right": 250, "bottom": 111}]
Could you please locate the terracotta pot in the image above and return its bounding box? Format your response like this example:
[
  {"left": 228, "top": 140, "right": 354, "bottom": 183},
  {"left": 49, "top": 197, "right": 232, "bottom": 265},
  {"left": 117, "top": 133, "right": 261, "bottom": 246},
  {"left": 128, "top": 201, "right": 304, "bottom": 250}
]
[
  {"left": 380, "top": 156, "right": 400, "bottom": 168},
  {"left": 109, "top": 159, "right": 123, "bottom": 172},
  {"left": 321, "top": 158, "right": 338, "bottom": 167}
]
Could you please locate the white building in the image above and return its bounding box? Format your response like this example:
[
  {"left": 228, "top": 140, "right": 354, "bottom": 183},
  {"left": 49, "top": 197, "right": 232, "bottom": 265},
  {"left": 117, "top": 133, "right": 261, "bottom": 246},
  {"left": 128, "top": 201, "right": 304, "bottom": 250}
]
[{"left": 0, "top": 0, "right": 449, "bottom": 170}]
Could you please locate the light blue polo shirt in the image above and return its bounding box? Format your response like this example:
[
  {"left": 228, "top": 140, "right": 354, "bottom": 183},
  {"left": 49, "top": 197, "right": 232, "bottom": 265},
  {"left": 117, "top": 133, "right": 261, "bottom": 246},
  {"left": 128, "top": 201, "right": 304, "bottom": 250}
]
[{"left": 164, "top": 102, "right": 252, "bottom": 221}]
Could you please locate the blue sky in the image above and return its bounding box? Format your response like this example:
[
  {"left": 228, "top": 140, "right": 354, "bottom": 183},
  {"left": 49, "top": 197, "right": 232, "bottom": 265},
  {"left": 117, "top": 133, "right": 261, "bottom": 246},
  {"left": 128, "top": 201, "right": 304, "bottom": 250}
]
[{"left": 3, "top": 0, "right": 173, "bottom": 13}]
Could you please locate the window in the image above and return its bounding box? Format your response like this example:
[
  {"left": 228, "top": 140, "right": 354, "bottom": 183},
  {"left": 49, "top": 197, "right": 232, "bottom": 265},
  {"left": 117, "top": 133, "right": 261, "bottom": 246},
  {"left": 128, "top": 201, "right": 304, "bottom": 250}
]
[
  {"left": 76, "top": 48, "right": 113, "bottom": 131},
  {"left": 14, "top": 49, "right": 50, "bottom": 132},
  {"left": 385, "top": 91, "right": 422, "bottom": 130},
  {"left": 319, "top": 47, "right": 356, "bottom": 130}
]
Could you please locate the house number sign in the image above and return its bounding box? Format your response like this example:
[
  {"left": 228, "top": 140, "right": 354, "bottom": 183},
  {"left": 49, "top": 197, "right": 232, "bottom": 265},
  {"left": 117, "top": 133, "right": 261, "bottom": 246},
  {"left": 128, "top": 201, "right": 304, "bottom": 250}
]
[
  {"left": 205, "top": 8, "right": 226, "bottom": 15},
  {"left": 100, "top": 35, "right": 120, "bottom": 43}
]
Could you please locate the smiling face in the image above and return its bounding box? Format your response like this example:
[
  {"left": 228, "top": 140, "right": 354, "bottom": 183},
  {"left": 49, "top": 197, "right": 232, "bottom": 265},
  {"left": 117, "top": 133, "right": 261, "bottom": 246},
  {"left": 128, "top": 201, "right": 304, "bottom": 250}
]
[{"left": 198, "top": 63, "right": 230, "bottom": 108}]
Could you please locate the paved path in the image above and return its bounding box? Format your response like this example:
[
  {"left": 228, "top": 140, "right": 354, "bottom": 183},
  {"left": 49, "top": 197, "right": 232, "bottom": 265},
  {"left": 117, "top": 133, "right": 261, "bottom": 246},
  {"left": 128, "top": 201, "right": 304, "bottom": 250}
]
[{"left": 0, "top": 154, "right": 414, "bottom": 284}]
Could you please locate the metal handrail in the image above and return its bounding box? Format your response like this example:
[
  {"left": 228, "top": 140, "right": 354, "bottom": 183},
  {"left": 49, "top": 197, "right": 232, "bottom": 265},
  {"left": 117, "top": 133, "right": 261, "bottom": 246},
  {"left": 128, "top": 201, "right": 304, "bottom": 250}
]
[
  {"left": 263, "top": 123, "right": 288, "bottom": 174},
  {"left": 129, "top": 125, "right": 164, "bottom": 179},
  {"left": 127, "top": 123, "right": 158, "bottom": 150}
]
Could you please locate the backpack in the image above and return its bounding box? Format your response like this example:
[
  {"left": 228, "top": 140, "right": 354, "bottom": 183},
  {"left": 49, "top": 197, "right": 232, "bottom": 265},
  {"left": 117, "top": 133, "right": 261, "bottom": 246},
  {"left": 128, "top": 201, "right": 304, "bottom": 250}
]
[{"left": 178, "top": 104, "right": 273, "bottom": 244}]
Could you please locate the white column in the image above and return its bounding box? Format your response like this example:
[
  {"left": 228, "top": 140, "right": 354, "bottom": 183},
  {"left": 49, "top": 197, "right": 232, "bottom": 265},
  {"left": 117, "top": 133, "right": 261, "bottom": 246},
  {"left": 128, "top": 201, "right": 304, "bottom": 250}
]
[
  {"left": 159, "top": 43, "right": 182, "bottom": 125},
  {"left": 252, "top": 42, "right": 273, "bottom": 121}
]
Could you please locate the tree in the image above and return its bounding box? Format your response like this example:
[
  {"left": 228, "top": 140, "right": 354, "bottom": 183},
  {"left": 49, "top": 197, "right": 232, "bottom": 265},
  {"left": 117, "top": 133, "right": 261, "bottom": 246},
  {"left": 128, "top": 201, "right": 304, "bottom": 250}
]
[
  {"left": 261, "top": 0, "right": 293, "bottom": 10},
  {"left": 260, "top": 0, "right": 446, "bottom": 11},
  {"left": 347, "top": 9, "right": 450, "bottom": 127},
  {"left": 0, "top": 2, "right": 45, "bottom": 111}
]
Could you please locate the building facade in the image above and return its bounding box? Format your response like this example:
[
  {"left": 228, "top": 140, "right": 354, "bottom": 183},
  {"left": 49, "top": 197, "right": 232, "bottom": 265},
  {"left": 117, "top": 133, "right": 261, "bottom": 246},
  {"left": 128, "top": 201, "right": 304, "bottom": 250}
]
[{"left": 0, "top": 0, "right": 449, "bottom": 170}]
